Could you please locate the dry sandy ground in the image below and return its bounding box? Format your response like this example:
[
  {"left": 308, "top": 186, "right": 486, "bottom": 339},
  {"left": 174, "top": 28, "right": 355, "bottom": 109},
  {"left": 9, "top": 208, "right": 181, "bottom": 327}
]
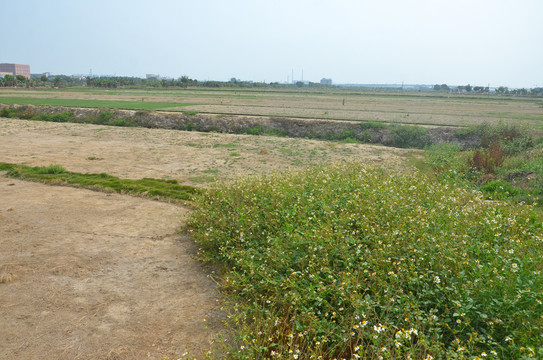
[
  {"left": 0, "top": 118, "right": 410, "bottom": 359},
  {"left": 0, "top": 118, "right": 410, "bottom": 184},
  {"left": 0, "top": 177, "right": 221, "bottom": 359}
]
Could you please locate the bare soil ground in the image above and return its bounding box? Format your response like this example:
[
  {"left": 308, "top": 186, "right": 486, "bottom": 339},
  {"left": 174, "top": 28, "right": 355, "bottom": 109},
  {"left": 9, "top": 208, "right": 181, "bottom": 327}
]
[
  {"left": 0, "top": 118, "right": 410, "bottom": 185},
  {"left": 0, "top": 177, "right": 221, "bottom": 359},
  {"left": 0, "top": 118, "right": 409, "bottom": 359}
]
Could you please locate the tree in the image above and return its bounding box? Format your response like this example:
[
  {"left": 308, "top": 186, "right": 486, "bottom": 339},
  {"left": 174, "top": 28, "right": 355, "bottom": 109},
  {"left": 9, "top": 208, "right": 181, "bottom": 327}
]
[
  {"left": 53, "top": 77, "right": 62, "bottom": 87},
  {"left": 434, "top": 84, "right": 450, "bottom": 92},
  {"left": 3, "top": 75, "right": 16, "bottom": 87},
  {"left": 465, "top": 84, "right": 472, "bottom": 92},
  {"left": 40, "top": 74, "right": 48, "bottom": 82}
]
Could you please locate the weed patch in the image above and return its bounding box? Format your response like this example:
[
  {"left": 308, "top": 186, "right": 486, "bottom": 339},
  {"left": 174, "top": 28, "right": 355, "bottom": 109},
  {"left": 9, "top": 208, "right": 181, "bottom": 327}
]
[
  {"left": 189, "top": 163, "right": 543, "bottom": 359},
  {"left": 391, "top": 125, "right": 432, "bottom": 148}
]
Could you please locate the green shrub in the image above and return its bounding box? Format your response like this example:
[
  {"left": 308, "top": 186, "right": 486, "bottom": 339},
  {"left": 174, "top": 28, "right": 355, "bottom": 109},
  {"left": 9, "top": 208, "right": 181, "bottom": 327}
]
[
  {"left": 362, "top": 129, "right": 372, "bottom": 143},
  {"left": 246, "top": 126, "right": 264, "bottom": 135},
  {"left": 425, "top": 143, "right": 462, "bottom": 171},
  {"left": 337, "top": 129, "right": 357, "bottom": 141},
  {"left": 340, "top": 137, "right": 359, "bottom": 144},
  {"left": 189, "top": 164, "right": 543, "bottom": 359},
  {"left": 480, "top": 180, "right": 519, "bottom": 200},
  {"left": 244, "top": 126, "right": 286, "bottom": 137},
  {"left": 185, "top": 121, "right": 197, "bottom": 131},
  {"left": 501, "top": 135, "right": 534, "bottom": 155},
  {"left": 391, "top": 125, "right": 432, "bottom": 148},
  {"left": 34, "top": 112, "right": 76, "bottom": 123},
  {"left": 112, "top": 118, "right": 137, "bottom": 127}
]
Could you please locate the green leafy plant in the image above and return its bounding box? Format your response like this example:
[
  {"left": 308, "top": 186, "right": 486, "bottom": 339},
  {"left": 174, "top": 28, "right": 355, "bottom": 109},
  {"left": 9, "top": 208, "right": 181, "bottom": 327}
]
[
  {"left": 189, "top": 163, "right": 543, "bottom": 359},
  {"left": 391, "top": 125, "right": 432, "bottom": 148}
]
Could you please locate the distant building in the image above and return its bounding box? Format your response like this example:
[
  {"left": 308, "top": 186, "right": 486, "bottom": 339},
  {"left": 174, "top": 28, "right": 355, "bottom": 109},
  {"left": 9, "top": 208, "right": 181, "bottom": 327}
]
[
  {"left": 0, "top": 63, "right": 31, "bottom": 79},
  {"left": 320, "top": 78, "right": 332, "bottom": 85}
]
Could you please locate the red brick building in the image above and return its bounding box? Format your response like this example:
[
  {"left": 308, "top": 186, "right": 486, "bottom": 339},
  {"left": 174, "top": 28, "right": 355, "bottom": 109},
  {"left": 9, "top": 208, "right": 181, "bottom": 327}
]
[{"left": 0, "top": 63, "right": 31, "bottom": 79}]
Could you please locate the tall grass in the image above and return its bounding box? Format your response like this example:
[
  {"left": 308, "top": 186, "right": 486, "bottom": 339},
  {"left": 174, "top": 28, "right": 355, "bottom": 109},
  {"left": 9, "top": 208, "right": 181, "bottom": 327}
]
[{"left": 189, "top": 163, "right": 543, "bottom": 359}]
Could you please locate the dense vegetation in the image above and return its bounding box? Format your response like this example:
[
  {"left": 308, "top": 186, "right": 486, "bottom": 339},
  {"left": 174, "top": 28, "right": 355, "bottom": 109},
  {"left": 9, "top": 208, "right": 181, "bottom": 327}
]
[
  {"left": 423, "top": 124, "right": 543, "bottom": 207},
  {"left": 0, "top": 163, "right": 199, "bottom": 202},
  {"left": 188, "top": 163, "right": 542, "bottom": 359}
]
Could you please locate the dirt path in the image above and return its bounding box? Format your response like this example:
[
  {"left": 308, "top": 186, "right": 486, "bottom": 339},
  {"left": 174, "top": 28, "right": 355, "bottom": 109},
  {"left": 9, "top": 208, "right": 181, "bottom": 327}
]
[{"left": 0, "top": 178, "right": 221, "bottom": 359}]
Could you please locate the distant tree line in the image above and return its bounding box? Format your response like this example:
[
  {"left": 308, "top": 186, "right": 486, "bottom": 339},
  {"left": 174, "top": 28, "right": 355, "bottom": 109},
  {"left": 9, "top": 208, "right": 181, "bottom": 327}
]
[
  {"left": 0, "top": 75, "right": 33, "bottom": 87},
  {"left": 1, "top": 74, "right": 541, "bottom": 97},
  {"left": 494, "top": 86, "right": 543, "bottom": 96},
  {"left": 433, "top": 83, "right": 542, "bottom": 96}
]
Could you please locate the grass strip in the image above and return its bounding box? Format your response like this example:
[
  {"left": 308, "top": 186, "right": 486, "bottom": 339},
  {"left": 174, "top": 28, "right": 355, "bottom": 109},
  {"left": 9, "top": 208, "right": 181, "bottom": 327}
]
[
  {"left": 0, "top": 97, "right": 191, "bottom": 110},
  {"left": 0, "top": 163, "right": 200, "bottom": 202}
]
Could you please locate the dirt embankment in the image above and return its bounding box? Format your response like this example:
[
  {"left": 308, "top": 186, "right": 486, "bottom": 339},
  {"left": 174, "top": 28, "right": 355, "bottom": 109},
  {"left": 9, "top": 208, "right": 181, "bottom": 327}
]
[{"left": 0, "top": 103, "right": 481, "bottom": 148}]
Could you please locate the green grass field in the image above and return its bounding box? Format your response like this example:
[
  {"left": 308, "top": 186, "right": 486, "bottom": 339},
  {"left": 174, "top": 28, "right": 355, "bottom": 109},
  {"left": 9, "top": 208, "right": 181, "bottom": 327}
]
[{"left": 0, "top": 96, "right": 191, "bottom": 110}]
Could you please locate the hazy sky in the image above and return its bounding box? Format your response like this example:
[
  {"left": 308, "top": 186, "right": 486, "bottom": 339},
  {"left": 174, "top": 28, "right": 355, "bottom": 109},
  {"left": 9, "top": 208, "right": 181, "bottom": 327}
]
[{"left": 2, "top": 0, "right": 542, "bottom": 88}]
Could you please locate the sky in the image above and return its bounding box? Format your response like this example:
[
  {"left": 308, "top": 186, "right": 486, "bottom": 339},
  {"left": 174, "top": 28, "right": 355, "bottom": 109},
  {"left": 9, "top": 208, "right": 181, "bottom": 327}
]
[{"left": 2, "top": 0, "right": 542, "bottom": 88}]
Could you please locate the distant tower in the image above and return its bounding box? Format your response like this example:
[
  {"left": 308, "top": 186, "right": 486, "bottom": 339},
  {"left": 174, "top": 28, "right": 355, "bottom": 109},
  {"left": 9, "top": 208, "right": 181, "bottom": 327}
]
[
  {"left": 302, "top": 69, "right": 304, "bottom": 83},
  {"left": 292, "top": 69, "right": 294, "bottom": 84}
]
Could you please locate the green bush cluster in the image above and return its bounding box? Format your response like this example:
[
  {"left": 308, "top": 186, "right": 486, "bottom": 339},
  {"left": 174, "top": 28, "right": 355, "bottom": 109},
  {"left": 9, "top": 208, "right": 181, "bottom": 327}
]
[
  {"left": 189, "top": 163, "right": 543, "bottom": 359},
  {"left": 425, "top": 124, "right": 543, "bottom": 206},
  {"left": 245, "top": 126, "right": 287, "bottom": 137},
  {"left": 391, "top": 125, "right": 432, "bottom": 149}
]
